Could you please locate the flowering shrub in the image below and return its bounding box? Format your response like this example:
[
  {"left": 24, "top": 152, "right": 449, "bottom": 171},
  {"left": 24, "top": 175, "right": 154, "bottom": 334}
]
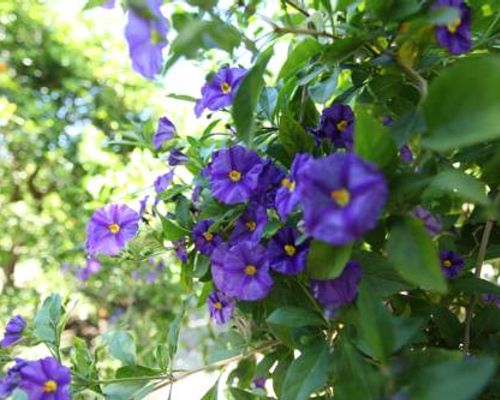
[{"left": 2, "top": 0, "right": 500, "bottom": 399}]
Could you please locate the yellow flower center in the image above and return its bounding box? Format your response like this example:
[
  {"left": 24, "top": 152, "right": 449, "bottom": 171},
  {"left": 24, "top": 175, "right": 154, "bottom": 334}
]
[
  {"left": 229, "top": 170, "right": 241, "bottom": 182},
  {"left": 281, "top": 178, "right": 296, "bottom": 192},
  {"left": 43, "top": 380, "right": 58, "bottom": 393},
  {"left": 108, "top": 223, "right": 120, "bottom": 234},
  {"left": 284, "top": 244, "right": 296, "bottom": 257},
  {"left": 442, "top": 259, "right": 452, "bottom": 268},
  {"left": 244, "top": 264, "right": 257, "bottom": 276},
  {"left": 447, "top": 18, "right": 461, "bottom": 34},
  {"left": 336, "top": 119, "right": 349, "bottom": 132},
  {"left": 246, "top": 220, "right": 256, "bottom": 232},
  {"left": 330, "top": 189, "right": 350, "bottom": 207},
  {"left": 203, "top": 232, "right": 213, "bottom": 242},
  {"left": 214, "top": 301, "right": 223, "bottom": 310},
  {"left": 221, "top": 82, "right": 231, "bottom": 94}
]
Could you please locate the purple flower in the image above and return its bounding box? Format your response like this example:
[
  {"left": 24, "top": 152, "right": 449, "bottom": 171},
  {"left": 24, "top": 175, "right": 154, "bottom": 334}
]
[
  {"left": 86, "top": 204, "right": 140, "bottom": 256},
  {"left": 192, "top": 220, "right": 223, "bottom": 256},
  {"left": 60, "top": 263, "right": 71, "bottom": 273},
  {"left": 154, "top": 171, "right": 174, "bottom": 193},
  {"left": 252, "top": 376, "right": 267, "bottom": 389},
  {"left": 192, "top": 185, "right": 202, "bottom": 203},
  {"left": 211, "top": 243, "right": 230, "bottom": 291},
  {"left": 268, "top": 227, "right": 310, "bottom": 275},
  {"left": 168, "top": 148, "right": 188, "bottom": 166},
  {"left": 1, "top": 316, "right": 26, "bottom": 348},
  {"left": 153, "top": 116, "right": 176, "bottom": 149},
  {"left": 315, "top": 104, "right": 355, "bottom": 150},
  {"left": 399, "top": 145, "right": 413, "bottom": 163},
  {"left": 173, "top": 239, "right": 188, "bottom": 263},
  {"left": 207, "top": 291, "right": 235, "bottom": 324},
  {"left": 411, "top": 206, "right": 442, "bottom": 236},
  {"left": 139, "top": 195, "right": 149, "bottom": 216},
  {"left": 102, "top": 0, "right": 115, "bottom": 8},
  {"left": 131, "top": 269, "right": 141, "bottom": 280},
  {"left": 275, "top": 153, "right": 312, "bottom": 220},
  {"left": 229, "top": 203, "right": 268, "bottom": 245},
  {"left": 483, "top": 294, "right": 500, "bottom": 307},
  {"left": 156, "top": 261, "right": 165, "bottom": 271},
  {"left": 212, "top": 242, "right": 273, "bottom": 301},
  {"left": 195, "top": 67, "right": 247, "bottom": 117},
  {"left": 381, "top": 115, "right": 393, "bottom": 126},
  {"left": 440, "top": 250, "right": 464, "bottom": 279},
  {"left": 0, "top": 359, "right": 29, "bottom": 398},
  {"left": 208, "top": 146, "right": 264, "bottom": 205},
  {"left": 109, "top": 308, "right": 125, "bottom": 323},
  {"left": 433, "top": 0, "right": 472, "bottom": 55},
  {"left": 146, "top": 271, "right": 158, "bottom": 283},
  {"left": 252, "top": 159, "right": 285, "bottom": 208},
  {"left": 310, "top": 261, "right": 362, "bottom": 309},
  {"left": 19, "top": 357, "right": 71, "bottom": 400},
  {"left": 298, "top": 153, "right": 388, "bottom": 246},
  {"left": 125, "top": 0, "right": 169, "bottom": 79}
]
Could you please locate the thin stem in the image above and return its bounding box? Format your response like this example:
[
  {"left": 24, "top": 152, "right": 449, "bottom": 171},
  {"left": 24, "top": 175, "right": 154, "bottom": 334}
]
[
  {"left": 463, "top": 186, "right": 500, "bottom": 354},
  {"left": 272, "top": 25, "right": 337, "bottom": 40},
  {"left": 149, "top": 341, "right": 279, "bottom": 394},
  {"left": 283, "top": 0, "right": 310, "bottom": 17}
]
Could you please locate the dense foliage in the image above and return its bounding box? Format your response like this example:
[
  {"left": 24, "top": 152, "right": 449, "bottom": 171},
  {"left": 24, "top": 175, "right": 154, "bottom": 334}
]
[{"left": 1, "top": 0, "right": 500, "bottom": 399}]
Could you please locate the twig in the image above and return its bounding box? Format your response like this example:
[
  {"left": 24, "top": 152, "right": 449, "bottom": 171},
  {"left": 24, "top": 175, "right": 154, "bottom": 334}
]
[
  {"left": 463, "top": 187, "right": 500, "bottom": 354},
  {"left": 149, "top": 341, "right": 279, "bottom": 394},
  {"left": 273, "top": 25, "right": 337, "bottom": 40},
  {"left": 283, "top": 0, "right": 310, "bottom": 17}
]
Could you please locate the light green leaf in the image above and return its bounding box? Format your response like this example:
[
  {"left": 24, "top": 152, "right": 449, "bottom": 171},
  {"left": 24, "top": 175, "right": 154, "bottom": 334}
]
[
  {"left": 34, "top": 294, "right": 63, "bottom": 344},
  {"left": 233, "top": 48, "right": 273, "bottom": 145},
  {"left": 278, "top": 39, "right": 322, "bottom": 81},
  {"left": 106, "top": 331, "right": 136, "bottom": 365},
  {"left": 307, "top": 240, "right": 352, "bottom": 280},
  {"left": 387, "top": 218, "right": 447, "bottom": 293},
  {"left": 422, "top": 56, "right": 500, "bottom": 151}
]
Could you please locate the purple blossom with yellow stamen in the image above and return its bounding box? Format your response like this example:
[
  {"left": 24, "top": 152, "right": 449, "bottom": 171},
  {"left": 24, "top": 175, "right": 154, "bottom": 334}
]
[
  {"left": 252, "top": 159, "right": 285, "bottom": 208},
  {"left": 213, "top": 242, "right": 273, "bottom": 301},
  {"left": 1, "top": 316, "right": 26, "bottom": 348},
  {"left": 125, "top": 0, "right": 169, "bottom": 79},
  {"left": 192, "top": 220, "right": 223, "bottom": 256},
  {"left": 19, "top": 357, "right": 71, "bottom": 400},
  {"left": 195, "top": 67, "right": 247, "bottom": 117},
  {"left": 268, "top": 227, "right": 310, "bottom": 275},
  {"left": 298, "top": 153, "right": 387, "bottom": 246},
  {"left": 275, "top": 153, "right": 312, "bottom": 220},
  {"left": 208, "top": 145, "right": 264, "bottom": 205},
  {"left": 86, "top": 204, "right": 140, "bottom": 256},
  {"left": 433, "top": 0, "right": 472, "bottom": 55},
  {"left": 440, "top": 250, "right": 464, "bottom": 279},
  {"left": 207, "top": 291, "right": 235, "bottom": 324},
  {"left": 315, "top": 104, "right": 355, "bottom": 150},
  {"left": 229, "top": 202, "right": 268, "bottom": 245}
]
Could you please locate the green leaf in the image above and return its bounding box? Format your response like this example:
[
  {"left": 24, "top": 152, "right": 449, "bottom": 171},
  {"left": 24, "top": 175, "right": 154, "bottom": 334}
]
[
  {"left": 408, "top": 356, "right": 496, "bottom": 400},
  {"left": 450, "top": 276, "right": 500, "bottom": 296},
  {"left": 233, "top": 48, "right": 273, "bottom": 145},
  {"left": 387, "top": 218, "right": 447, "bottom": 293},
  {"left": 354, "top": 109, "right": 398, "bottom": 172},
  {"left": 426, "top": 6, "right": 461, "bottom": 24},
  {"left": 423, "top": 169, "right": 489, "bottom": 205},
  {"left": 281, "top": 342, "right": 332, "bottom": 400},
  {"left": 422, "top": 56, "right": 500, "bottom": 151},
  {"left": 307, "top": 240, "right": 352, "bottom": 280},
  {"left": 432, "top": 304, "right": 462, "bottom": 347},
  {"left": 34, "top": 294, "right": 63, "bottom": 344},
  {"left": 167, "top": 303, "right": 186, "bottom": 364},
  {"left": 308, "top": 72, "right": 338, "bottom": 104},
  {"left": 278, "top": 39, "right": 322, "bottom": 81},
  {"left": 267, "top": 307, "right": 326, "bottom": 328},
  {"left": 356, "top": 281, "right": 394, "bottom": 361},
  {"left": 71, "top": 337, "right": 95, "bottom": 378},
  {"left": 161, "top": 216, "right": 189, "bottom": 241},
  {"left": 106, "top": 331, "right": 136, "bottom": 365},
  {"left": 278, "top": 115, "right": 314, "bottom": 157},
  {"left": 320, "top": 36, "right": 366, "bottom": 64},
  {"left": 201, "top": 379, "right": 219, "bottom": 400},
  {"left": 102, "top": 382, "right": 155, "bottom": 400}
]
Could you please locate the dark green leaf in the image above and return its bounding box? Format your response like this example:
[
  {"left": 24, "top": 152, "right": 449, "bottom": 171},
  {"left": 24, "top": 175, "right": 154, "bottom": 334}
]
[
  {"left": 450, "top": 276, "right": 500, "bottom": 296},
  {"left": 267, "top": 306, "right": 326, "bottom": 328},
  {"left": 422, "top": 56, "right": 500, "bottom": 151},
  {"left": 307, "top": 240, "right": 352, "bottom": 280},
  {"left": 308, "top": 72, "right": 338, "bottom": 104},
  {"left": 281, "top": 342, "right": 332, "bottom": 400},
  {"left": 278, "top": 39, "right": 322, "bottom": 81},
  {"left": 233, "top": 48, "right": 274, "bottom": 145},
  {"left": 387, "top": 218, "right": 447, "bottom": 293},
  {"left": 279, "top": 115, "right": 314, "bottom": 156}
]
